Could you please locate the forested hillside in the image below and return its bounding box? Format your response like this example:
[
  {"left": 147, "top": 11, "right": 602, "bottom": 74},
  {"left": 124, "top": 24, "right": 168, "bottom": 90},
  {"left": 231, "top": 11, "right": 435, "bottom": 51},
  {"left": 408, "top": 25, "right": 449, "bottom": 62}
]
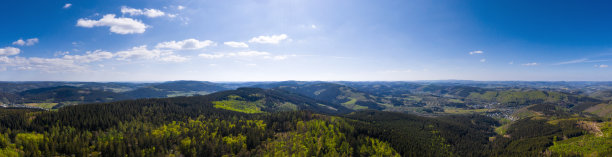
[
  {"left": 0, "top": 88, "right": 500, "bottom": 157},
  {"left": 0, "top": 81, "right": 610, "bottom": 156}
]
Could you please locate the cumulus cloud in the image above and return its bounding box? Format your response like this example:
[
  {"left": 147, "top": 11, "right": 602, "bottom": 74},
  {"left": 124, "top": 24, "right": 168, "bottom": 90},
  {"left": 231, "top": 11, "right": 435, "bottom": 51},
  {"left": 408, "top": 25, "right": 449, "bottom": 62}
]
[
  {"left": 115, "top": 45, "right": 187, "bottom": 62},
  {"left": 249, "top": 34, "right": 289, "bottom": 44},
  {"left": 77, "top": 14, "right": 147, "bottom": 34},
  {"left": 63, "top": 3, "right": 72, "bottom": 9},
  {"left": 177, "top": 5, "right": 185, "bottom": 10},
  {"left": 469, "top": 50, "right": 483, "bottom": 55},
  {"left": 224, "top": 41, "right": 248, "bottom": 48},
  {"left": 0, "top": 47, "right": 20, "bottom": 56},
  {"left": 12, "top": 38, "right": 39, "bottom": 46},
  {"left": 116, "top": 45, "right": 167, "bottom": 60},
  {"left": 62, "top": 50, "right": 113, "bottom": 63},
  {"left": 0, "top": 56, "right": 87, "bottom": 73},
  {"left": 0, "top": 38, "right": 219, "bottom": 73},
  {"left": 522, "top": 62, "right": 538, "bottom": 66},
  {"left": 155, "top": 39, "right": 215, "bottom": 50},
  {"left": 121, "top": 6, "right": 170, "bottom": 18}
]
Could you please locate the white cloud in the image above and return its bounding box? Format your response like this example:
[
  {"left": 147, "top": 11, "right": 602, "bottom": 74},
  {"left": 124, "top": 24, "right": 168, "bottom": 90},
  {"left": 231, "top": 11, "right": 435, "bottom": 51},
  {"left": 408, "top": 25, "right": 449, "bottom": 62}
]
[
  {"left": 480, "top": 59, "right": 486, "bottom": 62},
  {"left": 469, "top": 50, "right": 483, "bottom": 55},
  {"left": 0, "top": 47, "right": 20, "bottom": 56},
  {"left": 554, "top": 58, "right": 607, "bottom": 65},
  {"left": 596, "top": 64, "right": 608, "bottom": 68},
  {"left": 121, "top": 6, "right": 168, "bottom": 18},
  {"left": 155, "top": 39, "right": 215, "bottom": 50},
  {"left": 509, "top": 61, "right": 514, "bottom": 64},
  {"left": 311, "top": 24, "right": 317, "bottom": 29},
  {"left": 116, "top": 45, "right": 168, "bottom": 60},
  {"left": 0, "top": 56, "right": 86, "bottom": 73},
  {"left": 77, "top": 14, "right": 147, "bottom": 34},
  {"left": 115, "top": 45, "right": 186, "bottom": 62},
  {"left": 522, "top": 62, "right": 538, "bottom": 66},
  {"left": 199, "top": 51, "right": 295, "bottom": 61},
  {"left": 12, "top": 38, "right": 38, "bottom": 46},
  {"left": 248, "top": 34, "right": 289, "bottom": 44},
  {"left": 224, "top": 41, "right": 248, "bottom": 48},
  {"left": 159, "top": 55, "right": 188, "bottom": 62},
  {"left": 63, "top": 3, "right": 72, "bottom": 9},
  {"left": 199, "top": 53, "right": 225, "bottom": 59},
  {"left": 177, "top": 5, "right": 185, "bottom": 10},
  {"left": 62, "top": 50, "right": 113, "bottom": 63}
]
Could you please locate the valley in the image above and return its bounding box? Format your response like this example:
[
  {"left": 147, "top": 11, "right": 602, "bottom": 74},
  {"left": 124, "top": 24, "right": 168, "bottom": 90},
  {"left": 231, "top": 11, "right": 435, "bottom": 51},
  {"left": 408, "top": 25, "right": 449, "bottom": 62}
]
[{"left": 0, "top": 81, "right": 610, "bottom": 156}]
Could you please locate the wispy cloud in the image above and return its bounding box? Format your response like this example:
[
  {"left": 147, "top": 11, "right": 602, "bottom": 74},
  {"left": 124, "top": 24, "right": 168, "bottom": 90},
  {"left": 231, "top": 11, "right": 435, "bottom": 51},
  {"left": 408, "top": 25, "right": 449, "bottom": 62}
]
[
  {"left": 469, "top": 50, "right": 483, "bottom": 55},
  {"left": 199, "top": 51, "right": 295, "bottom": 60},
  {"left": 63, "top": 3, "right": 72, "bottom": 9},
  {"left": 553, "top": 58, "right": 607, "bottom": 65},
  {"left": 480, "top": 58, "right": 486, "bottom": 62},
  {"left": 595, "top": 64, "right": 608, "bottom": 68},
  {"left": 522, "top": 62, "right": 538, "bottom": 66},
  {"left": 121, "top": 6, "right": 169, "bottom": 18}
]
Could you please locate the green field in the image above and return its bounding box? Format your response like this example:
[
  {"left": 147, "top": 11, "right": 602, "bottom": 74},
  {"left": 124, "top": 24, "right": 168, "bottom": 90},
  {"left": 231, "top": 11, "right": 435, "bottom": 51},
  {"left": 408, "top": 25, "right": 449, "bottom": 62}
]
[
  {"left": 212, "top": 100, "right": 264, "bottom": 114},
  {"left": 23, "top": 103, "right": 58, "bottom": 109}
]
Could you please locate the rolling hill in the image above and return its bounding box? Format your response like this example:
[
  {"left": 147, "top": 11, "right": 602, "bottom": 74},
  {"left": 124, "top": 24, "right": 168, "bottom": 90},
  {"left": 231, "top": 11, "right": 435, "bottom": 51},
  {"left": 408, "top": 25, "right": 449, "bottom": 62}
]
[{"left": 123, "top": 80, "right": 229, "bottom": 98}]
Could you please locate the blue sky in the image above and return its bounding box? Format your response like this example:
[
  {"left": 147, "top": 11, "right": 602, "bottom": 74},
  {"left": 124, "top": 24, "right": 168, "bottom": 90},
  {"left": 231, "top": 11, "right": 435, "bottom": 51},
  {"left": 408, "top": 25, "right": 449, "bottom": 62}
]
[{"left": 1, "top": 0, "right": 612, "bottom": 81}]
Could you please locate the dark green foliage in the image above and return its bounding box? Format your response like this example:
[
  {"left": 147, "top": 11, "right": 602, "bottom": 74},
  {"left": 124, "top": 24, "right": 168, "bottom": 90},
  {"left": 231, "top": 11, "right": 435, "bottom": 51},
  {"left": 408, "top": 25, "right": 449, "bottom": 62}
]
[
  {"left": 344, "top": 110, "right": 498, "bottom": 157},
  {"left": 19, "top": 86, "right": 131, "bottom": 103},
  {"left": 208, "top": 87, "right": 352, "bottom": 114},
  {"left": 123, "top": 81, "right": 229, "bottom": 98},
  {"left": 490, "top": 117, "right": 586, "bottom": 156}
]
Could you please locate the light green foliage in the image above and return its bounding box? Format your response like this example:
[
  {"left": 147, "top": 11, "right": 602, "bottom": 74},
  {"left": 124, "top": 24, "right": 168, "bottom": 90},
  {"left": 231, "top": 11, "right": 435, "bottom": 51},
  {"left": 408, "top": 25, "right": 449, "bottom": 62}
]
[
  {"left": 213, "top": 98, "right": 264, "bottom": 113},
  {"left": 358, "top": 136, "right": 401, "bottom": 157},
  {"left": 275, "top": 102, "right": 298, "bottom": 111},
  {"left": 548, "top": 121, "right": 612, "bottom": 156},
  {"left": 222, "top": 134, "right": 247, "bottom": 153},
  {"left": 263, "top": 118, "right": 399, "bottom": 157},
  {"left": 263, "top": 119, "right": 353, "bottom": 156},
  {"left": 151, "top": 121, "right": 182, "bottom": 139},
  {"left": 0, "top": 133, "right": 19, "bottom": 157},
  {"left": 341, "top": 98, "right": 368, "bottom": 110},
  {"left": 23, "top": 103, "right": 58, "bottom": 109}
]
